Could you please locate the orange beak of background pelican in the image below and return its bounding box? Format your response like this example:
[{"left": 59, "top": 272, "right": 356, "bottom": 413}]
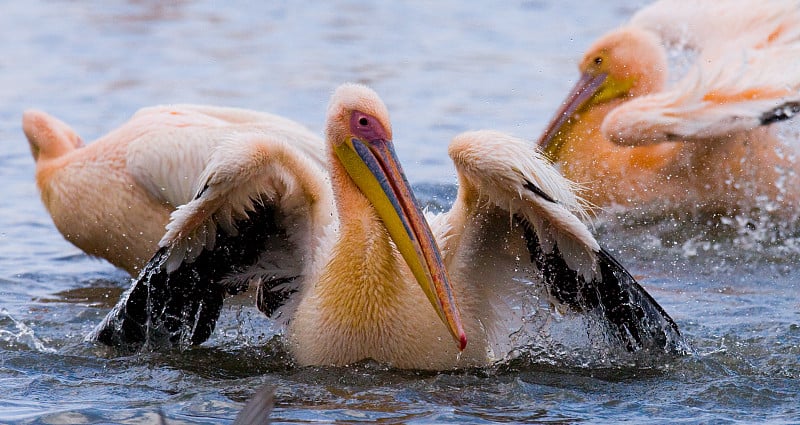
[
  {"left": 537, "top": 72, "right": 608, "bottom": 160},
  {"left": 335, "top": 136, "right": 468, "bottom": 351}
]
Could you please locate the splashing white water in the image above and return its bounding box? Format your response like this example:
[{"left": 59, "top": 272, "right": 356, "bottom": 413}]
[{"left": 0, "top": 308, "right": 56, "bottom": 353}]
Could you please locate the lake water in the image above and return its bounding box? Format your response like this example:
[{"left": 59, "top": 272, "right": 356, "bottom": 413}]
[{"left": 1, "top": 1, "right": 799, "bottom": 424}]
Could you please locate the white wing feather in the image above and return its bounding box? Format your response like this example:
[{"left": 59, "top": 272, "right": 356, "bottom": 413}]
[
  {"left": 604, "top": 0, "right": 800, "bottom": 144},
  {"left": 159, "top": 129, "right": 331, "bottom": 273},
  {"left": 445, "top": 130, "right": 599, "bottom": 281}
]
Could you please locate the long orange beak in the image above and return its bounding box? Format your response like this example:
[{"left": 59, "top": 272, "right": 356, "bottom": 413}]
[
  {"left": 537, "top": 72, "right": 608, "bottom": 160},
  {"left": 334, "top": 136, "right": 467, "bottom": 351}
]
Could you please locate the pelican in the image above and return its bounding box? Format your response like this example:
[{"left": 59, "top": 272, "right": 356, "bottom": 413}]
[
  {"left": 538, "top": 0, "right": 800, "bottom": 213},
  {"left": 91, "top": 84, "right": 682, "bottom": 370},
  {"left": 23, "top": 105, "right": 323, "bottom": 275}
]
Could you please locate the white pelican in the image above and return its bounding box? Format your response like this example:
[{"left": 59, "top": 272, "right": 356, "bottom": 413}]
[
  {"left": 537, "top": 0, "right": 800, "bottom": 214},
  {"left": 23, "top": 105, "right": 323, "bottom": 275},
  {"left": 91, "top": 84, "right": 682, "bottom": 370}
]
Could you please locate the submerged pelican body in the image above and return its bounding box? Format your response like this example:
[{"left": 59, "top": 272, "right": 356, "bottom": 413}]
[
  {"left": 538, "top": 0, "right": 800, "bottom": 214},
  {"left": 23, "top": 105, "right": 323, "bottom": 275},
  {"left": 92, "top": 84, "right": 682, "bottom": 370}
]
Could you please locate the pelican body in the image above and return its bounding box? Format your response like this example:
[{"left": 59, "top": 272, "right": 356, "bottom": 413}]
[
  {"left": 92, "top": 84, "right": 682, "bottom": 370},
  {"left": 538, "top": 0, "right": 800, "bottom": 214},
  {"left": 23, "top": 105, "right": 323, "bottom": 275}
]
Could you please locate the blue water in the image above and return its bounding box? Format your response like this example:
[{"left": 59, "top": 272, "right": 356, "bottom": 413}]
[{"left": 1, "top": 1, "right": 799, "bottom": 423}]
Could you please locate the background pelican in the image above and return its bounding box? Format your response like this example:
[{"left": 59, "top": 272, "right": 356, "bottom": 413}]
[
  {"left": 23, "top": 105, "right": 323, "bottom": 275},
  {"left": 537, "top": 0, "right": 800, "bottom": 214},
  {"left": 92, "top": 84, "right": 683, "bottom": 370}
]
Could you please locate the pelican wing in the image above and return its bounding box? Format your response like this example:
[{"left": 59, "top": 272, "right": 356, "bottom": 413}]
[
  {"left": 603, "top": 0, "right": 800, "bottom": 144},
  {"left": 90, "top": 129, "right": 333, "bottom": 349},
  {"left": 441, "top": 131, "right": 682, "bottom": 353},
  {"left": 126, "top": 105, "right": 325, "bottom": 208},
  {"left": 630, "top": 0, "right": 800, "bottom": 50},
  {"left": 602, "top": 48, "right": 800, "bottom": 144}
]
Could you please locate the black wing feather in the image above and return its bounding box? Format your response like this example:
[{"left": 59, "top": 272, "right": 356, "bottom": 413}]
[
  {"left": 759, "top": 101, "right": 800, "bottom": 125},
  {"left": 92, "top": 203, "right": 286, "bottom": 349},
  {"left": 521, "top": 219, "right": 682, "bottom": 352}
]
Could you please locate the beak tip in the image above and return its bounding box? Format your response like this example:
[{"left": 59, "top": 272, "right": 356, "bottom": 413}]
[{"left": 458, "top": 333, "right": 467, "bottom": 351}]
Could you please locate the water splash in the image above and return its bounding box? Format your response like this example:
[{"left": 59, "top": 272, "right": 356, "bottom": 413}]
[
  {"left": 0, "top": 308, "right": 57, "bottom": 353},
  {"left": 483, "top": 274, "right": 688, "bottom": 371}
]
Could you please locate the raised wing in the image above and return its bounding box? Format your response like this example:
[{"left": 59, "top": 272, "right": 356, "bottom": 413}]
[
  {"left": 604, "top": 0, "right": 800, "bottom": 145},
  {"left": 126, "top": 104, "right": 326, "bottom": 208},
  {"left": 630, "top": 0, "right": 800, "bottom": 51},
  {"left": 90, "top": 129, "right": 333, "bottom": 350},
  {"left": 440, "top": 130, "right": 684, "bottom": 356},
  {"left": 602, "top": 48, "right": 800, "bottom": 145}
]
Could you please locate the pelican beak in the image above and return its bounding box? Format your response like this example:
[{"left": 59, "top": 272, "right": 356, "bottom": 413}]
[
  {"left": 537, "top": 71, "right": 607, "bottom": 160},
  {"left": 335, "top": 136, "right": 468, "bottom": 351}
]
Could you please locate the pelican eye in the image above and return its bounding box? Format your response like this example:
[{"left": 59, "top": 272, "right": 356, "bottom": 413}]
[
  {"left": 594, "top": 56, "right": 603, "bottom": 65},
  {"left": 350, "top": 111, "right": 389, "bottom": 141}
]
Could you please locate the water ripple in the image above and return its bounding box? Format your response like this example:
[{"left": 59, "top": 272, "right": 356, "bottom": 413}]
[{"left": 2, "top": 0, "right": 800, "bottom": 423}]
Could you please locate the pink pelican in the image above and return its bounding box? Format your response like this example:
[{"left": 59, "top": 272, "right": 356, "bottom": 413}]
[
  {"left": 23, "top": 105, "right": 323, "bottom": 275},
  {"left": 91, "top": 84, "right": 682, "bottom": 370},
  {"left": 538, "top": 0, "right": 800, "bottom": 214}
]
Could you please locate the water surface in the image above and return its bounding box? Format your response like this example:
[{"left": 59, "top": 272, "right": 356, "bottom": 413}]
[{"left": 1, "top": 1, "right": 799, "bottom": 424}]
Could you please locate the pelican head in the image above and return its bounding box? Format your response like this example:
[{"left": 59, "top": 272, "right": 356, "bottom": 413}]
[
  {"left": 325, "top": 83, "right": 467, "bottom": 351},
  {"left": 537, "top": 26, "right": 667, "bottom": 160}
]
